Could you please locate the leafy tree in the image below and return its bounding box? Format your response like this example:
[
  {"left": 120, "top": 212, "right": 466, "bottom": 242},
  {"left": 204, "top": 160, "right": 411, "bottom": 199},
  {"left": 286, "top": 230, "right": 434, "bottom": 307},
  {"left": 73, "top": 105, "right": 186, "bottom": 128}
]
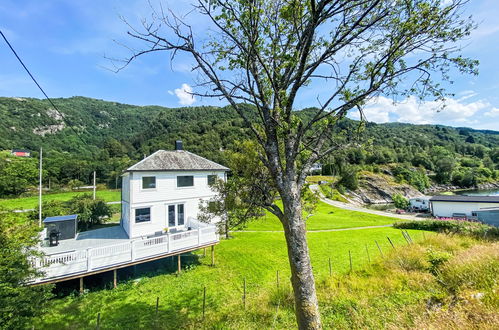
[
  {"left": 435, "top": 157, "right": 456, "bottom": 183},
  {"left": 392, "top": 193, "right": 409, "bottom": 209},
  {"left": 0, "top": 153, "right": 38, "bottom": 196},
  {"left": 68, "top": 179, "right": 84, "bottom": 190},
  {"left": 338, "top": 166, "right": 359, "bottom": 191},
  {"left": 0, "top": 211, "right": 53, "bottom": 329},
  {"left": 198, "top": 145, "right": 265, "bottom": 238},
  {"left": 119, "top": 1, "right": 477, "bottom": 327},
  {"left": 68, "top": 194, "right": 112, "bottom": 230},
  {"left": 465, "top": 135, "right": 475, "bottom": 143}
]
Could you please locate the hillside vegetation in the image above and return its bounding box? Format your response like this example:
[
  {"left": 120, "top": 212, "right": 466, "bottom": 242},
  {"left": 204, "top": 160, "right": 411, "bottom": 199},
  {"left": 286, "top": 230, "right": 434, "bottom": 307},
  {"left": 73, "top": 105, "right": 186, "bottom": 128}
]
[{"left": 0, "top": 96, "right": 498, "bottom": 199}]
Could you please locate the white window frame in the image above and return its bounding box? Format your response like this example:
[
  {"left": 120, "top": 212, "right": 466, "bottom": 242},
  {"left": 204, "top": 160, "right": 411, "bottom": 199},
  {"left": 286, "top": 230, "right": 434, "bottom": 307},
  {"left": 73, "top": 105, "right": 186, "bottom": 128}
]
[
  {"left": 176, "top": 175, "right": 195, "bottom": 189},
  {"left": 141, "top": 176, "right": 157, "bottom": 190},
  {"left": 134, "top": 206, "right": 152, "bottom": 224},
  {"left": 166, "top": 203, "right": 186, "bottom": 228}
]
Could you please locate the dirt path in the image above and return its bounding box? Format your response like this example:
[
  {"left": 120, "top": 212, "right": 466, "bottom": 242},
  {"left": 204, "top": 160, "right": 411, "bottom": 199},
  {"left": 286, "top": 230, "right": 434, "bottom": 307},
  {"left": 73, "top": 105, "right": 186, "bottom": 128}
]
[{"left": 236, "top": 224, "right": 393, "bottom": 233}]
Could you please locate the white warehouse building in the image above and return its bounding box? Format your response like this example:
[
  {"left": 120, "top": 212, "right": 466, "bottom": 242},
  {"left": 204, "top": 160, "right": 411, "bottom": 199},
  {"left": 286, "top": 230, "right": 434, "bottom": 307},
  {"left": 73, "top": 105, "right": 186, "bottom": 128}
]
[{"left": 429, "top": 195, "right": 499, "bottom": 219}]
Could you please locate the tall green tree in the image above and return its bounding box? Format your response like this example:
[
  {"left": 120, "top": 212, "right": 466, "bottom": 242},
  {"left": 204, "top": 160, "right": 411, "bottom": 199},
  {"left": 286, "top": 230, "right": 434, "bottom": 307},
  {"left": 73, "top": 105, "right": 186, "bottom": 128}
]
[
  {"left": 0, "top": 211, "right": 52, "bottom": 329},
  {"left": 119, "top": 1, "right": 477, "bottom": 327}
]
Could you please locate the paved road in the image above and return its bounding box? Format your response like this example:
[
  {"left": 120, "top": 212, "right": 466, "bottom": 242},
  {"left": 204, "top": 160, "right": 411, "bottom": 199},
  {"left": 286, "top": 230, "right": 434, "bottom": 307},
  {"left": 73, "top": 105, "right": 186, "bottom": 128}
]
[{"left": 310, "top": 184, "right": 423, "bottom": 221}]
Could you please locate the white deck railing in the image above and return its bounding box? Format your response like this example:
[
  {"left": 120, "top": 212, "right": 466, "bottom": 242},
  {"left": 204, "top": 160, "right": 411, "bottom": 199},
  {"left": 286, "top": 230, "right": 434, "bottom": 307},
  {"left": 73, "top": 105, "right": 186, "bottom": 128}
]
[{"left": 34, "top": 220, "right": 218, "bottom": 282}]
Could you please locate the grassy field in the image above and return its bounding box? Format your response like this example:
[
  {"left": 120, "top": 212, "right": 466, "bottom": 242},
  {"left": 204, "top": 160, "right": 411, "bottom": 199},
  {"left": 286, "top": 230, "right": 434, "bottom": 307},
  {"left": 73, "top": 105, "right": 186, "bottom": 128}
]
[
  {"left": 0, "top": 190, "right": 121, "bottom": 210},
  {"left": 244, "top": 201, "right": 399, "bottom": 231},
  {"left": 32, "top": 203, "right": 498, "bottom": 329}
]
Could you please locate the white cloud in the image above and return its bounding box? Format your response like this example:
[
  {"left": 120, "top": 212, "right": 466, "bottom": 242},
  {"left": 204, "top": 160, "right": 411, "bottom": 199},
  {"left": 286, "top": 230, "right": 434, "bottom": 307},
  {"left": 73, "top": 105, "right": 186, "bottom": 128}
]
[
  {"left": 169, "top": 83, "right": 196, "bottom": 106},
  {"left": 484, "top": 107, "right": 499, "bottom": 117},
  {"left": 351, "top": 95, "right": 493, "bottom": 126}
]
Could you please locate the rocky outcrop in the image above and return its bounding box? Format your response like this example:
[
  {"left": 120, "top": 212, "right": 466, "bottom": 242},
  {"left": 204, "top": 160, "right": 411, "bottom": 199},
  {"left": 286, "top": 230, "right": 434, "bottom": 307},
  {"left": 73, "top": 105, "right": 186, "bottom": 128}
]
[
  {"left": 426, "top": 181, "right": 499, "bottom": 194},
  {"left": 348, "top": 173, "right": 423, "bottom": 204}
]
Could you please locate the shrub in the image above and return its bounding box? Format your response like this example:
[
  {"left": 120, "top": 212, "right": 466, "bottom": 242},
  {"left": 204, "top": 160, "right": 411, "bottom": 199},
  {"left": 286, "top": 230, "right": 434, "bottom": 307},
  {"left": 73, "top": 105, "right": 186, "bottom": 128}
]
[
  {"left": 394, "top": 220, "right": 499, "bottom": 240},
  {"left": 392, "top": 194, "right": 409, "bottom": 209}
]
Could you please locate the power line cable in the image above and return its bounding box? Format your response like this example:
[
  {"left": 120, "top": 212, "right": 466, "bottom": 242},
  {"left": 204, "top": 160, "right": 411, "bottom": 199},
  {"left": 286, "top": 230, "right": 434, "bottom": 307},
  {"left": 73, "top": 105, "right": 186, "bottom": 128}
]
[{"left": 0, "top": 29, "right": 86, "bottom": 144}]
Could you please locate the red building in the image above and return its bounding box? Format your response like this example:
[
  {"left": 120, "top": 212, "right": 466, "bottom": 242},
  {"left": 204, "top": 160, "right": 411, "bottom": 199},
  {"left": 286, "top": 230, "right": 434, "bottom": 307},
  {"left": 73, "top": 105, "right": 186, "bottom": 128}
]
[{"left": 11, "top": 149, "right": 31, "bottom": 157}]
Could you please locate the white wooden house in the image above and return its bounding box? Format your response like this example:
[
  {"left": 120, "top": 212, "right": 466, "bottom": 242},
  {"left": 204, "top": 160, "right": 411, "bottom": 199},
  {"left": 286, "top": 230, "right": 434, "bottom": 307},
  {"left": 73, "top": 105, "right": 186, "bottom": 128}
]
[
  {"left": 121, "top": 141, "right": 229, "bottom": 238},
  {"left": 33, "top": 141, "right": 227, "bottom": 285}
]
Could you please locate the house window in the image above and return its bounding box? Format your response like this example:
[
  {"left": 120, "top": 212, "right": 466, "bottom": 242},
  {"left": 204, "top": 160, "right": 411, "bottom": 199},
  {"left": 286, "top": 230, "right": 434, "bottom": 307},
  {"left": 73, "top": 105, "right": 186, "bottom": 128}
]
[
  {"left": 207, "top": 175, "right": 218, "bottom": 186},
  {"left": 472, "top": 212, "right": 477, "bottom": 217},
  {"left": 167, "top": 204, "right": 185, "bottom": 227},
  {"left": 177, "top": 175, "right": 194, "bottom": 187},
  {"left": 135, "top": 208, "right": 151, "bottom": 223},
  {"left": 142, "top": 176, "right": 156, "bottom": 189},
  {"left": 177, "top": 204, "right": 185, "bottom": 225},
  {"left": 168, "top": 205, "right": 175, "bottom": 227}
]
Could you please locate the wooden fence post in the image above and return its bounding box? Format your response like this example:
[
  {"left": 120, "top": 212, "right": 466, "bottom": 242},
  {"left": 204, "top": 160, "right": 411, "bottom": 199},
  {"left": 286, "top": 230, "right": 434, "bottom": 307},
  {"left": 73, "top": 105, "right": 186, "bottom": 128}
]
[
  {"left": 113, "top": 269, "right": 117, "bottom": 289},
  {"left": 202, "top": 286, "right": 206, "bottom": 321},
  {"left": 79, "top": 277, "right": 84, "bottom": 294},
  {"left": 243, "top": 278, "right": 246, "bottom": 309},
  {"left": 365, "top": 245, "right": 370, "bottom": 263},
  {"left": 96, "top": 313, "right": 100, "bottom": 330},
  {"left": 177, "top": 255, "right": 181, "bottom": 274},
  {"left": 211, "top": 245, "right": 215, "bottom": 266},
  {"left": 375, "top": 240, "right": 383, "bottom": 257}
]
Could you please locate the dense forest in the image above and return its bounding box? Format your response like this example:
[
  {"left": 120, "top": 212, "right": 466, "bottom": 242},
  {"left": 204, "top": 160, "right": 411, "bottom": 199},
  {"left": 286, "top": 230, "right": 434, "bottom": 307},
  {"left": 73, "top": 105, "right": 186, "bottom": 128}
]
[{"left": 0, "top": 96, "right": 498, "bottom": 198}]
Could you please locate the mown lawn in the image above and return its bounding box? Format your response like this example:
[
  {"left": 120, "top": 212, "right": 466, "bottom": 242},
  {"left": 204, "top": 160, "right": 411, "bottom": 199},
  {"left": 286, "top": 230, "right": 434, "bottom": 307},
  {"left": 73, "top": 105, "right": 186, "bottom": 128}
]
[
  {"left": 244, "top": 201, "right": 399, "bottom": 231},
  {"left": 0, "top": 190, "right": 121, "bottom": 210},
  {"left": 35, "top": 206, "right": 425, "bottom": 329}
]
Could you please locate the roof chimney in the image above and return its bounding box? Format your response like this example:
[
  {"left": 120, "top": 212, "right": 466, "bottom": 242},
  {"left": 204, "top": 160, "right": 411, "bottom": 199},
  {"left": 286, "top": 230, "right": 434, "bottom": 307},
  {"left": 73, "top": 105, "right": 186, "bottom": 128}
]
[{"left": 175, "top": 140, "right": 183, "bottom": 151}]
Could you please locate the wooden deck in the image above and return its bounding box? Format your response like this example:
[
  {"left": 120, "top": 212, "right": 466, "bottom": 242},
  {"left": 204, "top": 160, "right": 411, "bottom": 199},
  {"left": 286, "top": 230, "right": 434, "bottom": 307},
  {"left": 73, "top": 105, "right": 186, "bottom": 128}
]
[{"left": 32, "top": 220, "right": 218, "bottom": 285}]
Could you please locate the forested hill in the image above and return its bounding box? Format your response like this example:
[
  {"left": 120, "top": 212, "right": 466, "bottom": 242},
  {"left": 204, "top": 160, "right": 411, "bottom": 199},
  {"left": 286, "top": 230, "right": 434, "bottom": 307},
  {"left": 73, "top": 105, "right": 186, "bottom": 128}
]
[{"left": 0, "top": 96, "right": 498, "bottom": 196}]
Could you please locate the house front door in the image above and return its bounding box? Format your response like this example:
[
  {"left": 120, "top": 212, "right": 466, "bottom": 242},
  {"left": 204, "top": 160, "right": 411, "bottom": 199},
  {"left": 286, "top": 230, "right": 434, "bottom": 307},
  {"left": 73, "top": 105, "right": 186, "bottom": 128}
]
[{"left": 167, "top": 203, "right": 185, "bottom": 229}]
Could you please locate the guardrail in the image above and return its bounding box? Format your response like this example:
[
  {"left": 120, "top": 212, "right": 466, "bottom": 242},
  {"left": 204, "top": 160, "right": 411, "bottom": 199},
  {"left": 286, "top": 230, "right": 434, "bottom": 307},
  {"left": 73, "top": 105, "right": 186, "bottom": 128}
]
[{"left": 35, "top": 223, "right": 218, "bottom": 282}]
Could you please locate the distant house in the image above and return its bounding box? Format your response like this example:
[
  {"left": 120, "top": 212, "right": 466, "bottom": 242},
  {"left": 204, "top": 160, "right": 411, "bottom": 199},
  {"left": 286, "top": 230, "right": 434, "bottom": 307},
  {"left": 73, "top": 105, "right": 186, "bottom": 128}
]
[
  {"left": 121, "top": 140, "right": 229, "bottom": 238},
  {"left": 429, "top": 195, "right": 499, "bottom": 219},
  {"left": 11, "top": 149, "right": 31, "bottom": 157},
  {"left": 309, "top": 163, "right": 322, "bottom": 174}
]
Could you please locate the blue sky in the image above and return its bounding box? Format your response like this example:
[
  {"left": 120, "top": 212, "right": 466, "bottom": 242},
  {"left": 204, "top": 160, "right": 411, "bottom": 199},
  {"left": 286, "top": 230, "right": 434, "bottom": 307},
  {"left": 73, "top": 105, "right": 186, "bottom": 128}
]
[{"left": 1, "top": 0, "right": 499, "bottom": 130}]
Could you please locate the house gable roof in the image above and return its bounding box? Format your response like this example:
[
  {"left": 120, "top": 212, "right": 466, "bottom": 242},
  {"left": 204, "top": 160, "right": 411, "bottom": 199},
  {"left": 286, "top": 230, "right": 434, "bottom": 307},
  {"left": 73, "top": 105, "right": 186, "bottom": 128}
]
[
  {"left": 430, "top": 195, "right": 499, "bottom": 203},
  {"left": 126, "top": 150, "right": 229, "bottom": 172}
]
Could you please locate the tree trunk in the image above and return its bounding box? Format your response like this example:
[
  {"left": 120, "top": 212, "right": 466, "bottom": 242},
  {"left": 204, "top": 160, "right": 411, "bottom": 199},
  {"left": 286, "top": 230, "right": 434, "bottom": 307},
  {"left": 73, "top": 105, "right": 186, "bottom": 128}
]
[{"left": 281, "top": 188, "right": 322, "bottom": 329}]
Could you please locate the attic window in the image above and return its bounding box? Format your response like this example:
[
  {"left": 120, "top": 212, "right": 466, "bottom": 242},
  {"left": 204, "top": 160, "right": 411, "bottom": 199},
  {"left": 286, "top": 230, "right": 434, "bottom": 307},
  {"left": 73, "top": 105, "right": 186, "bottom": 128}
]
[
  {"left": 142, "top": 176, "right": 156, "bottom": 189},
  {"left": 177, "top": 175, "right": 194, "bottom": 187}
]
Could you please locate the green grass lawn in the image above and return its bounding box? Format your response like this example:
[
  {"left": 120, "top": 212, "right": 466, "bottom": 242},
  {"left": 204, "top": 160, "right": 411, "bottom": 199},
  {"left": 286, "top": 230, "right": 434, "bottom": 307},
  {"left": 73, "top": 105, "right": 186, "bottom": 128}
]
[
  {"left": 0, "top": 190, "right": 121, "bottom": 210},
  {"left": 36, "top": 227, "right": 426, "bottom": 329},
  {"left": 244, "top": 201, "right": 399, "bottom": 231}
]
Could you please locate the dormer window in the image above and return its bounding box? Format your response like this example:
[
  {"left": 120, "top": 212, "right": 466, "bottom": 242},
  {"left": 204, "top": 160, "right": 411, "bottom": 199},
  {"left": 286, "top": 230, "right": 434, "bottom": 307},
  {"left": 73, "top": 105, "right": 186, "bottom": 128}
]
[
  {"left": 177, "top": 175, "right": 194, "bottom": 187},
  {"left": 142, "top": 176, "right": 156, "bottom": 189}
]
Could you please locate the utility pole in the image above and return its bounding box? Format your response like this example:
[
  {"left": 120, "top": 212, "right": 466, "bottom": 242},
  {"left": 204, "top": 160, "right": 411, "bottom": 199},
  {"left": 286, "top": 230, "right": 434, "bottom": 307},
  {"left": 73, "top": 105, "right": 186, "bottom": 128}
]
[
  {"left": 38, "top": 147, "right": 42, "bottom": 227},
  {"left": 93, "top": 171, "right": 96, "bottom": 200}
]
